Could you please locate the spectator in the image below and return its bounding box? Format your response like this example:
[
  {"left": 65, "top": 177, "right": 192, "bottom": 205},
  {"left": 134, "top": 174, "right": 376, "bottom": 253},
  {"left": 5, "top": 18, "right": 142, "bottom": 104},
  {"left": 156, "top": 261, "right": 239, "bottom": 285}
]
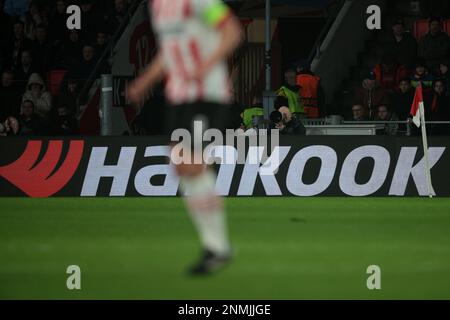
[
  {"left": 276, "top": 69, "right": 304, "bottom": 118},
  {"left": 61, "top": 29, "right": 83, "bottom": 68},
  {"left": 48, "top": 0, "right": 67, "bottom": 46},
  {"left": 350, "top": 103, "right": 369, "bottom": 121},
  {"left": 17, "top": 99, "right": 43, "bottom": 135},
  {"left": 55, "top": 78, "right": 79, "bottom": 115},
  {"left": 425, "top": 79, "right": 450, "bottom": 120},
  {"left": 66, "top": 44, "right": 97, "bottom": 83},
  {"left": 296, "top": 60, "right": 324, "bottom": 118},
  {"left": 95, "top": 30, "right": 109, "bottom": 55},
  {"left": 411, "top": 58, "right": 434, "bottom": 89},
  {"left": 354, "top": 71, "right": 388, "bottom": 119},
  {"left": 435, "top": 59, "right": 450, "bottom": 95},
  {"left": 21, "top": 72, "right": 52, "bottom": 119},
  {"left": 79, "top": 0, "right": 99, "bottom": 42},
  {"left": 0, "top": 116, "right": 20, "bottom": 136},
  {"left": 418, "top": 17, "right": 450, "bottom": 71},
  {"left": 14, "top": 50, "right": 37, "bottom": 90},
  {"left": 32, "top": 24, "right": 53, "bottom": 73},
  {"left": 425, "top": 79, "right": 450, "bottom": 134},
  {"left": 269, "top": 106, "right": 306, "bottom": 135},
  {"left": 51, "top": 106, "right": 78, "bottom": 136},
  {"left": 39, "top": 2, "right": 51, "bottom": 25},
  {"left": 4, "top": 0, "right": 29, "bottom": 18},
  {"left": 93, "top": 34, "right": 112, "bottom": 75},
  {"left": 0, "top": 70, "right": 22, "bottom": 122},
  {"left": 386, "top": 18, "right": 417, "bottom": 68},
  {"left": 373, "top": 55, "right": 409, "bottom": 92},
  {"left": 9, "top": 20, "right": 33, "bottom": 69},
  {"left": 23, "top": 1, "right": 44, "bottom": 41},
  {"left": 375, "top": 104, "right": 399, "bottom": 136},
  {"left": 108, "top": 0, "right": 128, "bottom": 34},
  {"left": 390, "top": 78, "right": 415, "bottom": 121}
]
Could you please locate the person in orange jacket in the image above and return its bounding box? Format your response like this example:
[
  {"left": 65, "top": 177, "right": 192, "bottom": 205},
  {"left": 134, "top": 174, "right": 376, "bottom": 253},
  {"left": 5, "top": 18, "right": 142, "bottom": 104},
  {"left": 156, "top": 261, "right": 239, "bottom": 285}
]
[{"left": 295, "top": 60, "right": 324, "bottom": 118}]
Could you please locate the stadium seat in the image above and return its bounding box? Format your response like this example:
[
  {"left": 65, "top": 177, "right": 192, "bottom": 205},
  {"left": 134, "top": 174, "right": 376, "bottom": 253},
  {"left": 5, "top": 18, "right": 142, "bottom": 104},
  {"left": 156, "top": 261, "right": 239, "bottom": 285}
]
[
  {"left": 413, "top": 19, "right": 429, "bottom": 39},
  {"left": 47, "top": 69, "right": 67, "bottom": 96},
  {"left": 445, "top": 19, "right": 450, "bottom": 36}
]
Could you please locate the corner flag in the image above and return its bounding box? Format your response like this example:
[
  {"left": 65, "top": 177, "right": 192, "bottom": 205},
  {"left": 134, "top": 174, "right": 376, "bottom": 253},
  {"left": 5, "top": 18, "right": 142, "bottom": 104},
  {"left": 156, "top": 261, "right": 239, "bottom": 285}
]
[
  {"left": 410, "top": 82, "right": 434, "bottom": 197},
  {"left": 410, "top": 83, "right": 424, "bottom": 127}
]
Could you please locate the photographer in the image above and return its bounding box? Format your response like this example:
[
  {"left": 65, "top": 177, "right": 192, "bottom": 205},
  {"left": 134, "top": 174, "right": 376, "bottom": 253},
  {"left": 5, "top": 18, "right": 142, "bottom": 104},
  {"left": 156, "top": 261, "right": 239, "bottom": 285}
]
[{"left": 270, "top": 106, "right": 306, "bottom": 135}]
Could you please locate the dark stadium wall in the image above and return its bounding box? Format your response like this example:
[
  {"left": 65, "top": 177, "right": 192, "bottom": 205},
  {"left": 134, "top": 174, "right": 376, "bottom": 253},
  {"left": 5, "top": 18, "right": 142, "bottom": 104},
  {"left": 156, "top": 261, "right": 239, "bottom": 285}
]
[
  {"left": 1, "top": 136, "right": 449, "bottom": 198},
  {"left": 278, "top": 17, "right": 327, "bottom": 71},
  {"left": 311, "top": 0, "right": 387, "bottom": 105}
]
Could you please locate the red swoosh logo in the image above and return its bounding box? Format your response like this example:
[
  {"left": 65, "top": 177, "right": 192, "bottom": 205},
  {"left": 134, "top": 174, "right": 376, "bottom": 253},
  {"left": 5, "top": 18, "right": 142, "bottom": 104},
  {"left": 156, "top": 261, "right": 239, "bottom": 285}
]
[{"left": 0, "top": 140, "right": 84, "bottom": 197}]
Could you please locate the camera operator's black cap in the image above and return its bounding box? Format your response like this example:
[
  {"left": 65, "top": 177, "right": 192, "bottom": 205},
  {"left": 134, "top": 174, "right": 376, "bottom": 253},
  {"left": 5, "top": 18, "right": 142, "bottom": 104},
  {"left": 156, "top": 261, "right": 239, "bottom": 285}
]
[{"left": 274, "top": 96, "right": 288, "bottom": 110}]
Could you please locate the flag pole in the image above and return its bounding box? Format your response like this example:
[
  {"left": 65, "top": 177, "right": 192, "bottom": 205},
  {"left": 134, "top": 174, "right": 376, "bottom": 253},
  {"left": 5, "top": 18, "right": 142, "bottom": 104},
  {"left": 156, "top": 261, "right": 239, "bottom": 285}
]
[{"left": 418, "top": 96, "right": 434, "bottom": 198}]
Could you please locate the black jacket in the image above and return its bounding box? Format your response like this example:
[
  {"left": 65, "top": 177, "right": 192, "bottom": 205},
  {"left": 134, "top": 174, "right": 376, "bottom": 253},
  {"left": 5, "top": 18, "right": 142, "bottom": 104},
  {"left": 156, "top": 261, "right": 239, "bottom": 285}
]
[
  {"left": 390, "top": 89, "right": 415, "bottom": 120},
  {"left": 386, "top": 32, "right": 418, "bottom": 68},
  {"left": 0, "top": 84, "right": 22, "bottom": 122},
  {"left": 424, "top": 92, "right": 450, "bottom": 121},
  {"left": 18, "top": 113, "right": 44, "bottom": 136},
  {"left": 270, "top": 117, "right": 306, "bottom": 135},
  {"left": 418, "top": 31, "right": 450, "bottom": 70}
]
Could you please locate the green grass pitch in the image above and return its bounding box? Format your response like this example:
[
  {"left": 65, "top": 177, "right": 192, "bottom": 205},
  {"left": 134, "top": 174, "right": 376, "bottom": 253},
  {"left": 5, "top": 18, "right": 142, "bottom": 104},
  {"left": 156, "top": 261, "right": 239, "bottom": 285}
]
[{"left": 0, "top": 197, "right": 449, "bottom": 299}]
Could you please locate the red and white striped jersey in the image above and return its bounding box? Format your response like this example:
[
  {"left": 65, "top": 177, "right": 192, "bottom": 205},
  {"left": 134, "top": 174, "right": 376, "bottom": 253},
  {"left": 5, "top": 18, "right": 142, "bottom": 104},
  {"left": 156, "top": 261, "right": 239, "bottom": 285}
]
[{"left": 150, "top": 0, "right": 232, "bottom": 105}]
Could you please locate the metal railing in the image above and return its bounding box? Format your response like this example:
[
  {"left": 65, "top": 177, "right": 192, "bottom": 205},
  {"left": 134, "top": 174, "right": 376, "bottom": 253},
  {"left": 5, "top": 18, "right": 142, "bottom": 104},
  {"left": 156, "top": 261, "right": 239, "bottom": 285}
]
[
  {"left": 76, "top": 0, "right": 142, "bottom": 110},
  {"left": 342, "top": 120, "right": 450, "bottom": 136},
  {"left": 307, "top": 0, "right": 346, "bottom": 64},
  {"left": 341, "top": 121, "right": 450, "bottom": 124}
]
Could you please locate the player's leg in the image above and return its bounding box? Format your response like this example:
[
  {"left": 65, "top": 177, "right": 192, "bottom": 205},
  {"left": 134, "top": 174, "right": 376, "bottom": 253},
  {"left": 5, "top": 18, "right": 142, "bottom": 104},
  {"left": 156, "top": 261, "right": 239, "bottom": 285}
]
[
  {"left": 169, "top": 103, "right": 232, "bottom": 275},
  {"left": 177, "top": 162, "right": 232, "bottom": 275}
]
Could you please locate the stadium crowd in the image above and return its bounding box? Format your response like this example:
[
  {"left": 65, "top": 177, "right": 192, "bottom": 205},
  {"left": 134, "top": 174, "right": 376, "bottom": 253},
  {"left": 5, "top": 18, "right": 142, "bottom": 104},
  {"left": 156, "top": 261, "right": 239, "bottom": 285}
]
[
  {"left": 0, "top": 0, "right": 132, "bottom": 136},
  {"left": 349, "top": 17, "right": 450, "bottom": 135},
  {"left": 1, "top": 1, "right": 450, "bottom": 136}
]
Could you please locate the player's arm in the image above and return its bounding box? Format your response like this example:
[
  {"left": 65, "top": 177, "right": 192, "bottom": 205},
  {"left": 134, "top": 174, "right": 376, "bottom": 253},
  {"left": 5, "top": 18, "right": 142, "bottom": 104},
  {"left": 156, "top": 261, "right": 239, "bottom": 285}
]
[
  {"left": 192, "top": 2, "right": 243, "bottom": 80},
  {"left": 128, "top": 51, "right": 165, "bottom": 104}
]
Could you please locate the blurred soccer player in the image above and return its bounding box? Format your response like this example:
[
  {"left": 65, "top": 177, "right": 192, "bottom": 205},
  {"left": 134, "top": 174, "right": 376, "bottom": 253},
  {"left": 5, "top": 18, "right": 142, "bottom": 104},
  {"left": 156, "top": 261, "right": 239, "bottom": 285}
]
[{"left": 128, "top": 0, "right": 243, "bottom": 275}]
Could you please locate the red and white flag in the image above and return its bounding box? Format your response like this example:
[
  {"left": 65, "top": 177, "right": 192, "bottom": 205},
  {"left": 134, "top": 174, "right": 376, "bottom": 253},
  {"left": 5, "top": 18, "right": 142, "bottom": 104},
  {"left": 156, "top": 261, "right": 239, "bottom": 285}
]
[
  {"left": 410, "top": 83, "right": 424, "bottom": 127},
  {"left": 409, "top": 82, "right": 434, "bottom": 197}
]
